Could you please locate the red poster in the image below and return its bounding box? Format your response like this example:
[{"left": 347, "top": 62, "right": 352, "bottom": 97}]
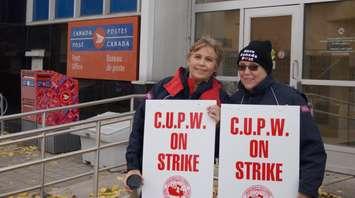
[{"left": 67, "top": 16, "right": 139, "bottom": 81}]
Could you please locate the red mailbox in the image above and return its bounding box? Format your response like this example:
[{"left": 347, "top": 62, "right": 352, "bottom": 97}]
[{"left": 21, "top": 70, "right": 79, "bottom": 126}]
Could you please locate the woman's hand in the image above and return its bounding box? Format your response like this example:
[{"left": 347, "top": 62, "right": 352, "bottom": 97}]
[
  {"left": 207, "top": 105, "right": 221, "bottom": 123},
  {"left": 123, "top": 169, "right": 143, "bottom": 192}
]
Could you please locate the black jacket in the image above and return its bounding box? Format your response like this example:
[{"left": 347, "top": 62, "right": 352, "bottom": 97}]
[
  {"left": 126, "top": 67, "right": 230, "bottom": 171},
  {"left": 230, "top": 75, "right": 326, "bottom": 198}
]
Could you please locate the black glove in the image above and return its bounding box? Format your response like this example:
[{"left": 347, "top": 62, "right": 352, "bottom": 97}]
[{"left": 126, "top": 174, "right": 143, "bottom": 190}]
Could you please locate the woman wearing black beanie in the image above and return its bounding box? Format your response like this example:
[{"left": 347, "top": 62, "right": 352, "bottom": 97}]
[{"left": 229, "top": 40, "right": 327, "bottom": 198}]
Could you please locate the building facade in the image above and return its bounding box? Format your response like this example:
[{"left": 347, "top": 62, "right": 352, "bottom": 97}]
[
  {"left": 0, "top": 0, "right": 26, "bottom": 115},
  {"left": 8, "top": 0, "right": 355, "bottom": 174},
  {"left": 190, "top": 0, "right": 355, "bottom": 176}
]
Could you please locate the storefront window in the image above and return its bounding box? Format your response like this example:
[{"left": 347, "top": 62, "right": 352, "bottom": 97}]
[
  {"left": 110, "top": 0, "right": 137, "bottom": 13},
  {"left": 304, "top": 1, "right": 355, "bottom": 80},
  {"left": 196, "top": 0, "right": 234, "bottom": 3},
  {"left": 55, "top": 0, "right": 74, "bottom": 19},
  {"left": 195, "top": 10, "right": 240, "bottom": 76},
  {"left": 27, "top": 24, "right": 68, "bottom": 74},
  {"left": 251, "top": 16, "right": 292, "bottom": 85},
  {"left": 33, "top": 0, "right": 49, "bottom": 21},
  {"left": 304, "top": 85, "right": 355, "bottom": 147},
  {"left": 81, "top": 0, "right": 103, "bottom": 16}
]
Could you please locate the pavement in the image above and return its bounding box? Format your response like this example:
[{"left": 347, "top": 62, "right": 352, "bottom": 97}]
[
  {"left": 0, "top": 143, "right": 134, "bottom": 198},
  {"left": 319, "top": 171, "right": 355, "bottom": 198},
  {"left": 0, "top": 143, "right": 355, "bottom": 198}
]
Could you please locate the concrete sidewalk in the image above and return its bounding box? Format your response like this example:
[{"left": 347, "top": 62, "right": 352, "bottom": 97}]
[
  {"left": 319, "top": 171, "right": 355, "bottom": 198},
  {"left": 0, "top": 144, "right": 354, "bottom": 198},
  {"left": 0, "top": 143, "right": 130, "bottom": 198}
]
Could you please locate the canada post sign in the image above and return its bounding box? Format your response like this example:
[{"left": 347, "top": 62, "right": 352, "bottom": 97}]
[{"left": 67, "top": 17, "right": 138, "bottom": 81}]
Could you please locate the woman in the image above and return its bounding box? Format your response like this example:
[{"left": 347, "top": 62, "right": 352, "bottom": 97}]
[
  {"left": 230, "top": 40, "right": 326, "bottom": 198},
  {"left": 124, "top": 36, "right": 229, "bottom": 190}
]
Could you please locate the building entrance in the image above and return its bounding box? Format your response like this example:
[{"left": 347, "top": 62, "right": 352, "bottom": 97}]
[{"left": 243, "top": 5, "right": 302, "bottom": 88}]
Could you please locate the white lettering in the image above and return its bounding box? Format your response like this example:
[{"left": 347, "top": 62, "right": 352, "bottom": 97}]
[
  {"left": 72, "top": 63, "right": 83, "bottom": 70},
  {"left": 72, "top": 41, "right": 84, "bottom": 48},
  {"left": 106, "top": 27, "right": 128, "bottom": 35},
  {"left": 107, "top": 40, "right": 130, "bottom": 48},
  {"left": 72, "top": 55, "right": 81, "bottom": 62},
  {"left": 106, "top": 55, "right": 123, "bottom": 62},
  {"left": 73, "top": 30, "right": 93, "bottom": 37},
  {"left": 106, "top": 64, "right": 126, "bottom": 72}
]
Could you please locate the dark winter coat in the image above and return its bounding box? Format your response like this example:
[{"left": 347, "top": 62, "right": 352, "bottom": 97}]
[
  {"left": 230, "top": 75, "right": 326, "bottom": 198},
  {"left": 126, "top": 67, "right": 230, "bottom": 171}
]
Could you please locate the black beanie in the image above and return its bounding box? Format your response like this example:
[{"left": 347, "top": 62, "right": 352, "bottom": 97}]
[{"left": 237, "top": 40, "right": 273, "bottom": 74}]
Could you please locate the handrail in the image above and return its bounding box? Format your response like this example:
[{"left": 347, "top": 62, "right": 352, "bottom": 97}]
[
  {"left": 314, "top": 109, "right": 355, "bottom": 121},
  {"left": 0, "top": 93, "right": 7, "bottom": 135},
  {"left": 0, "top": 111, "right": 134, "bottom": 143},
  {"left": 0, "top": 94, "right": 145, "bottom": 122},
  {"left": 306, "top": 92, "right": 355, "bottom": 107},
  {"left": 305, "top": 92, "right": 354, "bottom": 120},
  {"left": 0, "top": 94, "right": 145, "bottom": 197}
]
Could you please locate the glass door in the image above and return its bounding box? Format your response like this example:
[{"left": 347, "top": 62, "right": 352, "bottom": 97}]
[{"left": 244, "top": 5, "right": 302, "bottom": 88}]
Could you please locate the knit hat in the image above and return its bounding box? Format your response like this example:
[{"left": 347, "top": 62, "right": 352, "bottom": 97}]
[{"left": 237, "top": 40, "right": 273, "bottom": 74}]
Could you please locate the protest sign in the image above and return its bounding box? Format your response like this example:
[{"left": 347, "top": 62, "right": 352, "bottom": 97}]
[
  {"left": 142, "top": 100, "right": 216, "bottom": 198},
  {"left": 218, "top": 104, "right": 300, "bottom": 197}
]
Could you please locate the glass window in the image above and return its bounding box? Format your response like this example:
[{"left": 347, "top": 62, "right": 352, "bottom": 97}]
[
  {"left": 303, "top": 85, "right": 355, "bottom": 147},
  {"left": 27, "top": 24, "right": 68, "bottom": 74},
  {"left": 304, "top": 1, "right": 355, "bottom": 80},
  {"left": 196, "top": 0, "right": 234, "bottom": 3},
  {"left": 195, "top": 10, "right": 240, "bottom": 76},
  {"left": 110, "top": 0, "right": 137, "bottom": 13},
  {"left": 55, "top": 0, "right": 74, "bottom": 19},
  {"left": 251, "top": 16, "right": 292, "bottom": 85},
  {"left": 33, "top": 0, "right": 49, "bottom": 21},
  {"left": 81, "top": 0, "right": 103, "bottom": 16},
  {"left": 0, "top": 25, "right": 26, "bottom": 115}
]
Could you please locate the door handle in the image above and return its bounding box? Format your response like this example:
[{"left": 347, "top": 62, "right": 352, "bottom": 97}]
[{"left": 291, "top": 60, "right": 302, "bottom": 89}]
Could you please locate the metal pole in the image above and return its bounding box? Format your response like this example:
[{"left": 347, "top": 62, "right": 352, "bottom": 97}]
[
  {"left": 137, "top": 0, "right": 142, "bottom": 13},
  {"left": 42, "top": 112, "right": 46, "bottom": 128},
  {"left": 347, "top": 102, "right": 350, "bottom": 145},
  {"left": 130, "top": 97, "right": 134, "bottom": 112},
  {"left": 130, "top": 97, "right": 135, "bottom": 133},
  {"left": 1, "top": 93, "right": 4, "bottom": 135},
  {"left": 93, "top": 121, "right": 102, "bottom": 197},
  {"left": 40, "top": 112, "right": 46, "bottom": 197}
]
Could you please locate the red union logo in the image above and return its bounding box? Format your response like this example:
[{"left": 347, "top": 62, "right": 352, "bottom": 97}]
[
  {"left": 163, "top": 175, "right": 191, "bottom": 198},
  {"left": 242, "top": 184, "right": 273, "bottom": 198}
]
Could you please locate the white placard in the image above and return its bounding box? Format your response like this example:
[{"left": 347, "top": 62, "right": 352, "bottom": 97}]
[
  {"left": 218, "top": 104, "right": 300, "bottom": 198},
  {"left": 142, "top": 100, "right": 216, "bottom": 198}
]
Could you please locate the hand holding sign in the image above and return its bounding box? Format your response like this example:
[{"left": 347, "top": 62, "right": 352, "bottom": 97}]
[{"left": 207, "top": 105, "right": 221, "bottom": 122}]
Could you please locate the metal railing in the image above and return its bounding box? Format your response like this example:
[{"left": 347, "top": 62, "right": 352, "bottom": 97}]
[
  {"left": 0, "top": 93, "right": 7, "bottom": 135},
  {"left": 306, "top": 92, "right": 355, "bottom": 145},
  {"left": 306, "top": 92, "right": 355, "bottom": 120},
  {"left": 307, "top": 92, "right": 355, "bottom": 107},
  {"left": 0, "top": 94, "right": 145, "bottom": 197}
]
